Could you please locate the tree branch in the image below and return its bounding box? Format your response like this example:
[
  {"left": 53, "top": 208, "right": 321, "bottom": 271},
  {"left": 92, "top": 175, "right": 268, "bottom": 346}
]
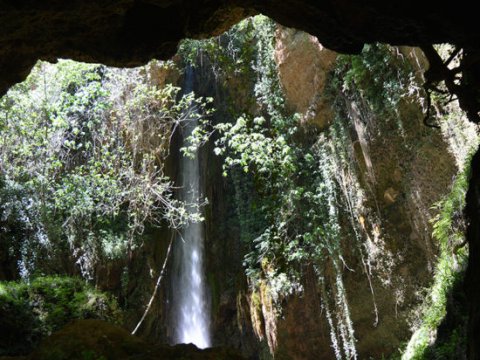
[{"left": 131, "top": 231, "right": 175, "bottom": 335}]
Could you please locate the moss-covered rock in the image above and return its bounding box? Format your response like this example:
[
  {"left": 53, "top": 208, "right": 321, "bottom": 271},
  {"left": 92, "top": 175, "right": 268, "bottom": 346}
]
[{"left": 0, "top": 277, "right": 122, "bottom": 357}]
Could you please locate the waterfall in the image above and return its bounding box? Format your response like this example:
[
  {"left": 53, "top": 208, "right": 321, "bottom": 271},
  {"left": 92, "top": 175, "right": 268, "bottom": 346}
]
[{"left": 171, "top": 66, "right": 211, "bottom": 349}]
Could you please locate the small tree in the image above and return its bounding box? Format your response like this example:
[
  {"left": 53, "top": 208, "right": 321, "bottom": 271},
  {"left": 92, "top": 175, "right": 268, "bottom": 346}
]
[{"left": 0, "top": 60, "right": 212, "bottom": 280}]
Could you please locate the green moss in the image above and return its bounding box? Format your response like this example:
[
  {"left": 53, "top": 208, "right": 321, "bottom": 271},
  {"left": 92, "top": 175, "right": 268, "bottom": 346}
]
[
  {"left": 401, "top": 163, "right": 470, "bottom": 359},
  {"left": 333, "top": 44, "right": 415, "bottom": 116},
  {"left": 0, "top": 276, "right": 122, "bottom": 356}
]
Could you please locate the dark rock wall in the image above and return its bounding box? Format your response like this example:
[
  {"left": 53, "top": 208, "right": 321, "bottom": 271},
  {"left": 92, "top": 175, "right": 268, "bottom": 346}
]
[
  {"left": 2, "top": 1, "right": 480, "bottom": 95},
  {"left": 465, "top": 150, "right": 480, "bottom": 360},
  {"left": 192, "top": 54, "right": 268, "bottom": 358}
]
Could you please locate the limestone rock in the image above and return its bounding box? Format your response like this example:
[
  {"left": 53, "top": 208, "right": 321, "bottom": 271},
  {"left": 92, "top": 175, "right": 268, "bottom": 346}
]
[{"left": 274, "top": 26, "right": 337, "bottom": 129}]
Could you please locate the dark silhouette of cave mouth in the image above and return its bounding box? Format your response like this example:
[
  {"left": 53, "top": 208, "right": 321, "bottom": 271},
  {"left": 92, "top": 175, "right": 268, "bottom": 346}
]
[
  {"left": 2, "top": 1, "right": 480, "bottom": 95},
  {"left": 2, "top": 2, "right": 480, "bottom": 358}
]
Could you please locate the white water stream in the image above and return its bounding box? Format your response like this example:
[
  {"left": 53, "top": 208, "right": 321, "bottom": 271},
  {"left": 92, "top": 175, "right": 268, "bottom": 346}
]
[{"left": 171, "top": 67, "right": 211, "bottom": 349}]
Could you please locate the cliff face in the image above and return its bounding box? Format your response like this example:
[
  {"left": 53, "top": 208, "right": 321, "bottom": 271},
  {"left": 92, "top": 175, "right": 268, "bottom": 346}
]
[
  {"left": 163, "top": 25, "right": 476, "bottom": 359},
  {"left": 268, "top": 28, "right": 468, "bottom": 358},
  {"left": 0, "top": 7, "right": 478, "bottom": 356},
  {"left": 85, "top": 21, "right": 477, "bottom": 359},
  {"left": 274, "top": 27, "right": 337, "bottom": 130}
]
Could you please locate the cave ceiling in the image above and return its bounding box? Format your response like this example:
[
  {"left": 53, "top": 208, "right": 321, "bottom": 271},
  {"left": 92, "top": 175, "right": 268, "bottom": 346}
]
[{"left": 1, "top": 0, "right": 480, "bottom": 95}]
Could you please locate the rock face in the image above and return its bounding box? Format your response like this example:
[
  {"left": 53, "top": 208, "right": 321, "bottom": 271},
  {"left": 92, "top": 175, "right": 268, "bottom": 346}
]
[
  {"left": 107, "top": 25, "right": 475, "bottom": 359},
  {"left": 2, "top": 1, "right": 480, "bottom": 96},
  {"left": 258, "top": 31, "right": 470, "bottom": 358},
  {"left": 274, "top": 26, "right": 337, "bottom": 129},
  {"left": 142, "top": 25, "right": 473, "bottom": 359},
  {"left": 27, "top": 319, "right": 246, "bottom": 360}
]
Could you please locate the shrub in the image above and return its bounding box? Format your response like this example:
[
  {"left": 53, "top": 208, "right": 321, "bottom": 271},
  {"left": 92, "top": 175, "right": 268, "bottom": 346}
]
[{"left": 0, "top": 276, "right": 122, "bottom": 356}]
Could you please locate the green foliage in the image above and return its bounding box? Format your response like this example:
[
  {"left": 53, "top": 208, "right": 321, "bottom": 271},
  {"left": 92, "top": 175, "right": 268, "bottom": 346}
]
[
  {"left": 181, "top": 17, "right": 447, "bottom": 360},
  {"left": 0, "top": 276, "right": 121, "bottom": 356},
  {"left": 0, "top": 60, "right": 211, "bottom": 280},
  {"left": 207, "top": 17, "right": 312, "bottom": 296},
  {"left": 178, "top": 18, "right": 257, "bottom": 76},
  {"left": 0, "top": 176, "right": 50, "bottom": 279},
  {"left": 333, "top": 44, "right": 419, "bottom": 115},
  {"left": 401, "top": 162, "right": 470, "bottom": 359},
  {"left": 329, "top": 41, "right": 474, "bottom": 360},
  {"left": 186, "top": 16, "right": 346, "bottom": 306}
]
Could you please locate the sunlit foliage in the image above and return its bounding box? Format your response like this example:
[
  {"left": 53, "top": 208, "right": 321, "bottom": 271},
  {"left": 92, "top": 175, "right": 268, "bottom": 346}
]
[{"left": 0, "top": 60, "right": 210, "bottom": 280}]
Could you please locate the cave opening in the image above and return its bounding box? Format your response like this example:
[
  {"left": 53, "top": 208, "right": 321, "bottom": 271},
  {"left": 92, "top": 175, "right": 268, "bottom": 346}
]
[{"left": 1, "top": 5, "right": 480, "bottom": 359}]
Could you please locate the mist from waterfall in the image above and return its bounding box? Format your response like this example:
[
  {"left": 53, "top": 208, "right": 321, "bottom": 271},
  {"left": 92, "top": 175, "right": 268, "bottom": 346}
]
[{"left": 171, "top": 66, "right": 211, "bottom": 349}]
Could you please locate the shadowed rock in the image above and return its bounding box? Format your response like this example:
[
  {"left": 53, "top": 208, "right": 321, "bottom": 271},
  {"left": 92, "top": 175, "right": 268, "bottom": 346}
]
[
  {"left": 2, "top": 1, "right": 480, "bottom": 95},
  {"left": 25, "top": 319, "right": 245, "bottom": 360}
]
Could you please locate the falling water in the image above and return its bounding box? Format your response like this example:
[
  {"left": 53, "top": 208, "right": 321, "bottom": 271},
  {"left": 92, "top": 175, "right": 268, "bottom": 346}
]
[{"left": 171, "top": 66, "right": 211, "bottom": 349}]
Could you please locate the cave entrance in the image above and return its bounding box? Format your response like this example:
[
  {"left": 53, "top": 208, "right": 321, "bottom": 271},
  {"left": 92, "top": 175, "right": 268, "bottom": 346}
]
[{"left": 0, "top": 14, "right": 478, "bottom": 360}]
